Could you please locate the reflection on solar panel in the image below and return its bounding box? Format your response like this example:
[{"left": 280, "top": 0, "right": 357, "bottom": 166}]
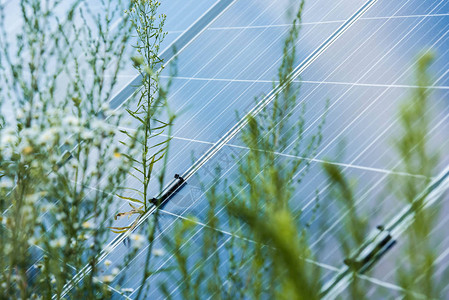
[{"left": 1, "top": 0, "right": 449, "bottom": 299}]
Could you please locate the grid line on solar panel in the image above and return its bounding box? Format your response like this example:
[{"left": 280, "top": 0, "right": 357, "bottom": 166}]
[
  {"left": 363, "top": 0, "right": 449, "bottom": 19},
  {"left": 163, "top": 74, "right": 449, "bottom": 89},
  {"left": 114, "top": 125, "right": 430, "bottom": 179},
  {"left": 201, "top": 12, "right": 449, "bottom": 31}
]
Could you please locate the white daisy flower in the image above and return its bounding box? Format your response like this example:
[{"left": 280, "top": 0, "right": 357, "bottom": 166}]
[
  {"left": 65, "top": 116, "right": 79, "bottom": 126},
  {"left": 81, "top": 130, "right": 94, "bottom": 140},
  {"left": 101, "top": 275, "right": 115, "bottom": 283},
  {"left": 28, "top": 237, "right": 39, "bottom": 246},
  {"left": 130, "top": 233, "right": 145, "bottom": 249},
  {"left": 111, "top": 267, "right": 120, "bottom": 276},
  {"left": 152, "top": 248, "right": 165, "bottom": 257},
  {"left": 16, "top": 109, "right": 25, "bottom": 119},
  {"left": 1, "top": 133, "right": 17, "bottom": 145},
  {"left": 82, "top": 221, "right": 94, "bottom": 229},
  {"left": 0, "top": 181, "right": 13, "bottom": 189},
  {"left": 50, "top": 237, "right": 67, "bottom": 248},
  {"left": 91, "top": 119, "right": 106, "bottom": 131},
  {"left": 103, "top": 245, "right": 114, "bottom": 253},
  {"left": 39, "top": 129, "right": 56, "bottom": 145}
]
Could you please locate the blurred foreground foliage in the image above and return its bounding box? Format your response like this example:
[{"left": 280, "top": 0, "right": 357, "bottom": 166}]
[{"left": 0, "top": 0, "right": 172, "bottom": 299}]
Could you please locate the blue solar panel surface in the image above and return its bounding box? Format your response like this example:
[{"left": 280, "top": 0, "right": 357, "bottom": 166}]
[
  {"left": 74, "top": 0, "right": 449, "bottom": 298},
  {"left": 3, "top": 0, "right": 448, "bottom": 298}
]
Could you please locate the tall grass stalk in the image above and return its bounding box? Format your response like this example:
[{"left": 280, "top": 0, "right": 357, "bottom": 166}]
[
  {"left": 112, "top": 1, "right": 178, "bottom": 299},
  {"left": 395, "top": 52, "right": 443, "bottom": 300}
]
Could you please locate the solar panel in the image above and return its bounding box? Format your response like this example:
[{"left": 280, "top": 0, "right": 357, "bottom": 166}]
[
  {"left": 60, "top": 0, "right": 449, "bottom": 298},
  {"left": 78, "top": 0, "right": 401, "bottom": 298},
  {"left": 2, "top": 0, "right": 449, "bottom": 298}
]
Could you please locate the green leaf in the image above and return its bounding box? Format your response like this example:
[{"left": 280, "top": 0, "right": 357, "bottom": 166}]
[
  {"left": 126, "top": 108, "right": 146, "bottom": 124},
  {"left": 119, "top": 129, "right": 136, "bottom": 140},
  {"left": 149, "top": 138, "right": 171, "bottom": 149},
  {"left": 109, "top": 226, "right": 131, "bottom": 234},
  {"left": 117, "top": 186, "right": 144, "bottom": 197},
  {"left": 128, "top": 171, "right": 144, "bottom": 184},
  {"left": 117, "top": 194, "right": 143, "bottom": 204},
  {"left": 122, "top": 153, "right": 140, "bottom": 165}
]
